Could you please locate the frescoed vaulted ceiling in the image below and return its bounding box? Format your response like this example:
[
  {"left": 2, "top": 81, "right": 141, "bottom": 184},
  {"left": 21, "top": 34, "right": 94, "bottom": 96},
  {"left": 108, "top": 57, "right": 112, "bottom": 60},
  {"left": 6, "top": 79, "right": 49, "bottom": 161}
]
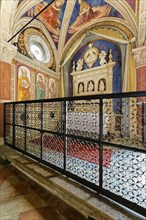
[
  {"left": 14, "top": 0, "right": 137, "bottom": 50},
  {"left": 2, "top": 0, "right": 141, "bottom": 72}
]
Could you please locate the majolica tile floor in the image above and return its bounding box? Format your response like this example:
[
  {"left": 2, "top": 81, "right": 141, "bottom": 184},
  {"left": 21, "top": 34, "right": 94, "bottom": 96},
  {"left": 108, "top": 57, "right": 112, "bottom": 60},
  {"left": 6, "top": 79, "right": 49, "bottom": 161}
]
[{"left": 0, "top": 157, "right": 85, "bottom": 220}]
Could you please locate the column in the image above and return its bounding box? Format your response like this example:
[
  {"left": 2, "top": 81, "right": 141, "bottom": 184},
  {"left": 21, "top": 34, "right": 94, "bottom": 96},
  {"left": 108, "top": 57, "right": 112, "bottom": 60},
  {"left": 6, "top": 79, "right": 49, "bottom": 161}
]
[{"left": 132, "top": 46, "right": 146, "bottom": 138}]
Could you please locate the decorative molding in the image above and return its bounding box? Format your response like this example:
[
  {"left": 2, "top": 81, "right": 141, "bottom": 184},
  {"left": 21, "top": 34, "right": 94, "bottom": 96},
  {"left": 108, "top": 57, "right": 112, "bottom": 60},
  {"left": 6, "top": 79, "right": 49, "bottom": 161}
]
[
  {"left": 91, "top": 26, "right": 128, "bottom": 42},
  {"left": 15, "top": 52, "right": 60, "bottom": 80},
  {"left": 1, "top": 32, "right": 10, "bottom": 42},
  {"left": 132, "top": 46, "right": 146, "bottom": 68},
  {"left": 13, "top": 0, "right": 41, "bottom": 24},
  {"left": 0, "top": 100, "right": 12, "bottom": 103},
  {"left": 61, "top": 19, "right": 135, "bottom": 65},
  {"left": 105, "top": 0, "right": 137, "bottom": 36},
  {"left": 138, "top": 0, "right": 146, "bottom": 46},
  {"left": 0, "top": 0, "right": 15, "bottom": 41},
  {"left": 58, "top": 0, "right": 76, "bottom": 62},
  {"left": 22, "top": 28, "right": 54, "bottom": 68},
  {"left": 0, "top": 40, "right": 17, "bottom": 64},
  {"left": 30, "top": 68, "right": 36, "bottom": 100},
  {"left": 12, "top": 18, "right": 57, "bottom": 70},
  {"left": 11, "top": 64, "right": 15, "bottom": 101},
  {"left": 71, "top": 62, "right": 116, "bottom": 96}
]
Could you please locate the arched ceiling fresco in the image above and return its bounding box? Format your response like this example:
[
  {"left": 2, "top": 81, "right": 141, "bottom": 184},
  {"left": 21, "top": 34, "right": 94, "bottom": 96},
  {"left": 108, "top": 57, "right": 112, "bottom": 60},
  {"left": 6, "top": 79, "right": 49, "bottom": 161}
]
[
  {"left": 3, "top": 0, "right": 138, "bottom": 71},
  {"left": 126, "top": 0, "right": 136, "bottom": 11},
  {"left": 15, "top": 0, "right": 137, "bottom": 50}
]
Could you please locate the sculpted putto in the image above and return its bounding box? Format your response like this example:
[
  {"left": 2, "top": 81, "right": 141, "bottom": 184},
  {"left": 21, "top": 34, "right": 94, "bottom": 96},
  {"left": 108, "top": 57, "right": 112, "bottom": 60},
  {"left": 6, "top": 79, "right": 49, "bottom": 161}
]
[
  {"left": 99, "top": 50, "right": 107, "bottom": 66},
  {"left": 76, "top": 58, "right": 84, "bottom": 71}
]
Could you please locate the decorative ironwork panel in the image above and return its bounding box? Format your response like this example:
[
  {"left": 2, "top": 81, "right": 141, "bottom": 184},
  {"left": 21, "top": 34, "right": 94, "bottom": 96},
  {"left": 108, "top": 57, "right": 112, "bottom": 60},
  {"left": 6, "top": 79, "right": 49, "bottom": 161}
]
[
  {"left": 103, "top": 97, "right": 146, "bottom": 150},
  {"left": 15, "top": 126, "right": 25, "bottom": 150},
  {"left": 42, "top": 133, "right": 64, "bottom": 168},
  {"left": 26, "top": 129, "right": 41, "bottom": 157},
  {"left": 43, "top": 102, "right": 64, "bottom": 133},
  {"left": 15, "top": 104, "right": 25, "bottom": 126},
  {"left": 5, "top": 104, "right": 13, "bottom": 124},
  {"left": 66, "top": 100, "right": 100, "bottom": 139},
  {"left": 4, "top": 92, "right": 146, "bottom": 217},
  {"left": 26, "top": 103, "right": 41, "bottom": 129},
  {"left": 103, "top": 146, "right": 146, "bottom": 209},
  {"left": 66, "top": 138, "right": 99, "bottom": 185},
  {"left": 5, "top": 124, "right": 13, "bottom": 145}
]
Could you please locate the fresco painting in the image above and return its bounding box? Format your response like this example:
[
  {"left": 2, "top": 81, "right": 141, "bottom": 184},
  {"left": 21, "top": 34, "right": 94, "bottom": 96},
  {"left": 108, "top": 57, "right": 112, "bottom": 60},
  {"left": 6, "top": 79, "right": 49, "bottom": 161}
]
[
  {"left": 19, "top": 0, "right": 124, "bottom": 47},
  {"left": 125, "top": 0, "right": 136, "bottom": 11},
  {"left": 66, "top": 0, "right": 124, "bottom": 42},
  {"left": 16, "top": 61, "right": 55, "bottom": 101},
  {"left": 17, "top": 66, "right": 31, "bottom": 101},
  {"left": 68, "top": 0, "right": 123, "bottom": 30},
  {"left": 36, "top": 73, "right": 45, "bottom": 100},
  {"left": 49, "top": 78, "right": 57, "bottom": 98},
  {"left": 25, "top": 0, "right": 66, "bottom": 47},
  {"left": 68, "top": 0, "right": 112, "bottom": 34}
]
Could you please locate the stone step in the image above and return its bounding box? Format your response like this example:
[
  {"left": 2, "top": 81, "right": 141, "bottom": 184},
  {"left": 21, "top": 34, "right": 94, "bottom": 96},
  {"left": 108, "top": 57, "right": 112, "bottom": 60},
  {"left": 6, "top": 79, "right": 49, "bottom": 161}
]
[{"left": 0, "top": 145, "right": 145, "bottom": 220}]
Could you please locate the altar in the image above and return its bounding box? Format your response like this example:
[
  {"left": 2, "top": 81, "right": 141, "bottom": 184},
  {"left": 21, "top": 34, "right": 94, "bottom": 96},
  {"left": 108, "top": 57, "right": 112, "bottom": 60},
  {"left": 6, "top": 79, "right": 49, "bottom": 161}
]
[
  {"left": 69, "top": 62, "right": 116, "bottom": 135},
  {"left": 71, "top": 62, "right": 116, "bottom": 96}
]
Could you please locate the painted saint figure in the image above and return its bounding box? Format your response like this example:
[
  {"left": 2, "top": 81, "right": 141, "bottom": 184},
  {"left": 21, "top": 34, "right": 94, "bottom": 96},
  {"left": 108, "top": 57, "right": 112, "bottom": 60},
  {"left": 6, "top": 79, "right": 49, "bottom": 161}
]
[
  {"left": 49, "top": 79, "right": 57, "bottom": 98},
  {"left": 34, "top": 0, "right": 65, "bottom": 38},
  {"left": 18, "top": 66, "right": 31, "bottom": 101},
  {"left": 69, "top": 0, "right": 111, "bottom": 33},
  {"left": 36, "top": 74, "right": 45, "bottom": 99}
]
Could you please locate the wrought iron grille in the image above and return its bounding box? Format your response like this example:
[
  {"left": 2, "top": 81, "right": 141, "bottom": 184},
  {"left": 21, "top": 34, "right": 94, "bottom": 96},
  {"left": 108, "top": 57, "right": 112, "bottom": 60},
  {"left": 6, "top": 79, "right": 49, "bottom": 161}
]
[{"left": 4, "top": 92, "right": 146, "bottom": 217}]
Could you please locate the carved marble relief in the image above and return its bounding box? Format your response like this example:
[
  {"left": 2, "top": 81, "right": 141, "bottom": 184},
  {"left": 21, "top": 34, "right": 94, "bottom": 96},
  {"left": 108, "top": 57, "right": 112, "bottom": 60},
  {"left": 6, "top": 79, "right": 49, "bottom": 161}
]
[
  {"left": 72, "top": 42, "right": 113, "bottom": 72},
  {"left": 71, "top": 62, "right": 115, "bottom": 96},
  {"left": 70, "top": 39, "right": 121, "bottom": 96},
  {"left": 84, "top": 43, "right": 99, "bottom": 68}
]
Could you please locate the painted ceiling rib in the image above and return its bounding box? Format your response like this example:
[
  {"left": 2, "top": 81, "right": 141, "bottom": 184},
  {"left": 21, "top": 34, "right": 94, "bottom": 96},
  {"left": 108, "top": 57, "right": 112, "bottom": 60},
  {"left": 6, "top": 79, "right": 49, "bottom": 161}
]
[
  {"left": 7, "top": 0, "right": 54, "bottom": 43},
  {"left": 105, "top": 0, "right": 137, "bottom": 35},
  {"left": 58, "top": 0, "right": 76, "bottom": 62},
  {"left": 13, "top": 0, "right": 42, "bottom": 23}
]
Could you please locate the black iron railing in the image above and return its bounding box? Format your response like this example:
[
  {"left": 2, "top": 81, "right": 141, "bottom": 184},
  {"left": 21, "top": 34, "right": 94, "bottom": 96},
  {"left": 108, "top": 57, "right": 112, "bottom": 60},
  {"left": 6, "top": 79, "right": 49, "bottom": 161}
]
[{"left": 4, "top": 91, "right": 146, "bottom": 217}]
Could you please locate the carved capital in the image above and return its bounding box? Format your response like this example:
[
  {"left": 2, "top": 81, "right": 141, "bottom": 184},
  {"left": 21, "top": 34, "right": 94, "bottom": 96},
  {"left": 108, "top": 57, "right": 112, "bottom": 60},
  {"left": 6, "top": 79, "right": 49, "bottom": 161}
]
[
  {"left": 132, "top": 46, "right": 146, "bottom": 68},
  {"left": 0, "top": 40, "right": 17, "bottom": 64}
]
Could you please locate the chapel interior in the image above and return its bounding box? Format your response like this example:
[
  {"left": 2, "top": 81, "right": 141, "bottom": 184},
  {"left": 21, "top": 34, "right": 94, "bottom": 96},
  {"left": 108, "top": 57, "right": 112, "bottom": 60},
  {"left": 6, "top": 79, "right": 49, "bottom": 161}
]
[{"left": 0, "top": 0, "right": 146, "bottom": 220}]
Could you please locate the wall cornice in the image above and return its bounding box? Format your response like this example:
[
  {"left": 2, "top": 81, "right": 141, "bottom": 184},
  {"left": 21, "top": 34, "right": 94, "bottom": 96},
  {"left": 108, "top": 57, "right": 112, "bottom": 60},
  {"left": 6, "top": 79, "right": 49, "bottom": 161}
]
[{"left": 15, "top": 52, "right": 60, "bottom": 79}]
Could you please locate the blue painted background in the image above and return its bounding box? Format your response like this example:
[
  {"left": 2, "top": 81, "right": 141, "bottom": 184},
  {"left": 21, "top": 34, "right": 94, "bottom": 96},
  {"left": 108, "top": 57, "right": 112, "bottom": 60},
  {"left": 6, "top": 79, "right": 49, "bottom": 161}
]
[
  {"left": 70, "top": 39, "right": 121, "bottom": 94},
  {"left": 69, "top": 0, "right": 123, "bottom": 27}
]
